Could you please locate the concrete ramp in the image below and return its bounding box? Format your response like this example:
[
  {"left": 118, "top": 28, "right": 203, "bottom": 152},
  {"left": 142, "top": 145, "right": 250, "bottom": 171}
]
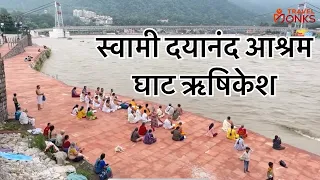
[{"left": 0, "top": 35, "right": 32, "bottom": 60}]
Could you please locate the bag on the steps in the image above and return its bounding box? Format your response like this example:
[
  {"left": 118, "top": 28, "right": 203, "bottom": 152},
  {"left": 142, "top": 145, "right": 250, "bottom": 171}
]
[{"left": 279, "top": 160, "right": 287, "bottom": 168}]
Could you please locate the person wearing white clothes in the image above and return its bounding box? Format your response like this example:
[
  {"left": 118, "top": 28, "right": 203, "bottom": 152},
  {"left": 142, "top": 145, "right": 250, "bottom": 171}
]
[
  {"left": 109, "top": 96, "right": 119, "bottom": 111},
  {"left": 19, "top": 109, "right": 35, "bottom": 127},
  {"left": 45, "top": 141, "right": 59, "bottom": 153},
  {"left": 165, "top": 103, "right": 174, "bottom": 116},
  {"left": 141, "top": 110, "right": 151, "bottom": 123},
  {"left": 55, "top": 130, "right": 65, "bottom": 147},
  {"left": 163, "top": 116, "right": 173, "bottom": 130},
  {"left": 93, "top": 96, "right": 101, "bottom": 109},
  {"left": 128, "top": 113, "right": 136, "bottom": 123},
  {"left": 128, "top": 105, "right": 133, "bottom": 116},
  {"left": 102, "top": 99, "right": 115, "bottom": 113},
  {"left": 36, "top": 85, "right": 44, "bottom": 110},
  {"left": 79, "top": 92, "right": 85, "bottom": 102},
  {"left": 84, "top": 92, "right": 92, "bottom": 110},
  {"left": 71, "top": 105, "right": 79, "bottom": 116},
  {"left": 157, "top": 105, "right": 165, "bottom": 118},
  {"left": 128, "top": 111, "right": 139, "bottom": 123},
  {"left": 234, "top": 136, "right": 246, "bottom": 151},
  {"left": 134, "top": 107, "right": 142, "bottom": 122},
  {"left": 127, "top": 104, "right": 137, "bottom": 123},
  {"left": 240, "top": 147, "right": 251, "bottom": 173},
  {"left": 221, "top": 119, "right": 231, "bottom": 132},
  {"left": 222, "top": 116, "right": 235, "bottom": 132},
  {"left": 98, "top": 93, "right": 103, "bottom": 104}
]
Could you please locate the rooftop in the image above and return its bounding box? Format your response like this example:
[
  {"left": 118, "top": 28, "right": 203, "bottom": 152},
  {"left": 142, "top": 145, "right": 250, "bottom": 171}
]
[{"left": 2, "top": 45, "right": 320, "bottom": 180}]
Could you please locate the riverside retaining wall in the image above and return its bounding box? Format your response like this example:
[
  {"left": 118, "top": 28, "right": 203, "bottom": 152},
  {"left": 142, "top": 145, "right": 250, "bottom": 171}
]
[
  {"left": 0, "top": 54, "right": 7, "bottom": 122},
  {"left": 30, "top": 49, "right": 51, "bottom": 71}
]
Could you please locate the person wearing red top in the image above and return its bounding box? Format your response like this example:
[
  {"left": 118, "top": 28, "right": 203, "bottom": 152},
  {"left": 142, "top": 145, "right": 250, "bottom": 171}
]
[
  {"left": 138, "top": 122, "right": 147, "bottom": 136},
  {"left": 237, "top": 125, "right": 248, "bottom": 138},
  {"left": 62, "top": 135, "right": 71, "bottom": 152},
  {"left": 43, "top": 123, "right": 51, "bottom": 138}
]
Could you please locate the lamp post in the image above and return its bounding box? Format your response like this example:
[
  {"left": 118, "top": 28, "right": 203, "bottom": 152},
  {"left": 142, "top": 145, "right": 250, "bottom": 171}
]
[
  {"left": 14, "top": 22, "right": 18, "bottom": 38},
  {"left": 15, "top": 22, "right": 22, "bottom": 39},
  {"left": 19, "top": 22, "right": 23, "bottom": 39}
]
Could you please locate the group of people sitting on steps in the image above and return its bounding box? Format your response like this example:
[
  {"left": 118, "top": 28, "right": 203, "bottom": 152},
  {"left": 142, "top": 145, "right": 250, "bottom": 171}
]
[
  {"left": 72, "top": 86, "right": 187, "bottom": 144},
  {"left": 128, "top": 101, "right": 186, "bottom": 144},
  {"left": 219, "top": 116, "right": 285, "bottom": 175},
  {"left": 38, "top": 45, "right": 48, "bottom": 52},
  {"left": 221, "top": 116, "right": 285, "bottom": 152},
  {"left": 13, "top": 93, "right": 36, "bottom": 127},
  {"left": 24, "top": 55, "right": 33, "bottom": 62},
  {"left": 71, "top": 86, "right": 130, "bottom": 120},
  {"left": 42, "top": 123, "right": 86, "bottom": 162},
  {"left": 42, "top": 122, "right": 113, "bottom": 180},
  {"left": 67, "top": 86, "right": 285, "bottom": 178}
]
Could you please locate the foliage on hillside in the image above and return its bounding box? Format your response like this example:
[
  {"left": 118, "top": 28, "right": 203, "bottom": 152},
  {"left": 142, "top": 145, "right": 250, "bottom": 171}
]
[
  {"left": 0, "top": 0, "right": 258, "bottom": 26},
  {"left": 1, "top": 0, "right": 318, "bottom": 28},
  {"left": 0, "top": 8, "right": 15, "bottom": 33},
  {"left": 0, "top": 8, "right": 56, "bottom": 32},
  {"left": 0, "top": 7, "right": 86, "bottom": 32},
  {"left": 67, "top": 0, "right": 258, "bottom": 25}
]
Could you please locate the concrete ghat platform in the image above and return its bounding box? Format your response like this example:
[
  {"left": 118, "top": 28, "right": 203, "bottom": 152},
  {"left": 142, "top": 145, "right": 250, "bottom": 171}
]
[{"left": 3, "top": 46, "right": 320, "bottom": 180}]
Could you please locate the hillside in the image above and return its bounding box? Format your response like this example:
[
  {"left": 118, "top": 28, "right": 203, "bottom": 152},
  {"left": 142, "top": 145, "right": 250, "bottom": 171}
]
[
  {"left": 230, "top": 0, "right": 320, "bottom": 24},
  {"left": 230, "top": 0, "right": 320, "bottom": 14},
  {"left": 229, "top": 0, "right": 268, "bottom": 13},
  {"left": 0, "top": 0, "right": 257, "bottom": 25}
]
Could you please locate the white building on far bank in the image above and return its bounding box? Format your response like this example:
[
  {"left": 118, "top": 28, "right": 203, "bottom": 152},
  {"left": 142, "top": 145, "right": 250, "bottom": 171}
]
[
  {"left": 83, "top": 10, "right": 96, "bottom": 18},
  {"left": 73, "top": 9, "right": 83, "bottom": 17},
  {"left": 73, "top": 9, "right": 113, "bottom": 25}
]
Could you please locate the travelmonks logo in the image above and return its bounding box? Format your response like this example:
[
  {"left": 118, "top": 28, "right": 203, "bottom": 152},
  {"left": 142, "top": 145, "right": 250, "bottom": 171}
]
[{"left": 273, "top": 8, "right": 316, "bottom": 23}]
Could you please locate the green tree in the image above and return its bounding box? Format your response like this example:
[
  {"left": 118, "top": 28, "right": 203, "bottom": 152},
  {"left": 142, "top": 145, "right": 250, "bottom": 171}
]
[
  {"left": 0, "top": 0, "right": 264, "bottom": 26},
  {"left": 23, "top": 14, "right": 55, "bottom": 29},
  {"left": 63, "top": 16, "right": 86, "bottom": 26},
  {"left": 0, "top": 8, "right": 15, "bottom": 33}
]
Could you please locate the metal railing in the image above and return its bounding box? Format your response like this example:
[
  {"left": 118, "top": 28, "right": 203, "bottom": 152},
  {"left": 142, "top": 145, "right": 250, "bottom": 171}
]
[
  {"left": 0, "top": 35, "right": 20, "bottom": 49},
  {"left": 7, "top": 36, "right": 20, "bottom": 49}
]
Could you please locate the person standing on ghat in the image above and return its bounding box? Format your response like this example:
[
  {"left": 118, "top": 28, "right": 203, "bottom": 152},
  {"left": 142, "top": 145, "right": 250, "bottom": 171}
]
[
  {"left": 13, "top": 93, "right": 19, "bottom": 111},
  {"left": 239, "top": 147, "right": 251, "bottom": 173},
  {"left": 36, "top": 85, "right": 45, "bottom": 110}
]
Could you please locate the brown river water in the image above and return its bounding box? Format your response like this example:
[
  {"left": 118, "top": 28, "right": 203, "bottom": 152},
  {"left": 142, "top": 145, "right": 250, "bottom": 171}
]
[{"left": 33, "top": 35, "right": 320, "bottom": 155}]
